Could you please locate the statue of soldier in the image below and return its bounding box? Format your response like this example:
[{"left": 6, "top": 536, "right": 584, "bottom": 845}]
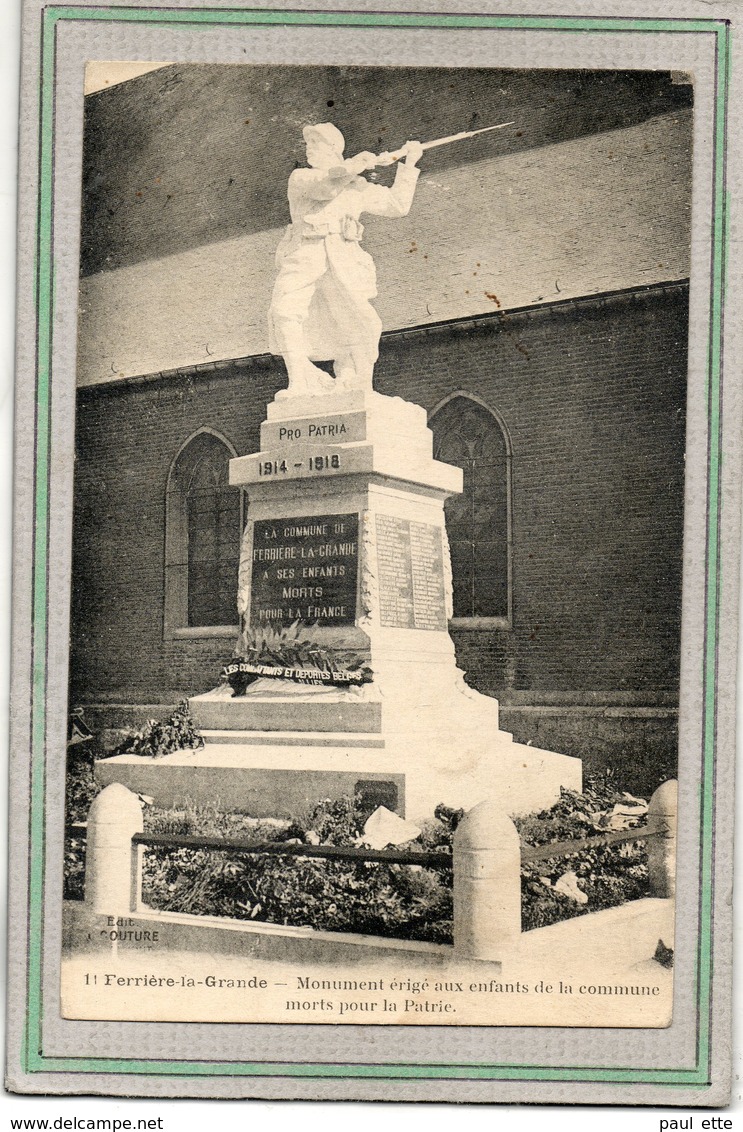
[{"left": 268, "top": 123, "right": 423, "bottom": 397}]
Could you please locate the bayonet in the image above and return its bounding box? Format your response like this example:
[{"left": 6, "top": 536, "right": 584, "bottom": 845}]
[{"left": 385, "top": 121, "right": 515, "bottom": 163}]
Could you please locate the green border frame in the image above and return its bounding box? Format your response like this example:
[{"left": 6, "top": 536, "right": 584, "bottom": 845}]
[{"left": 23, "top": 5, "right": 731, "bottom": 1089}]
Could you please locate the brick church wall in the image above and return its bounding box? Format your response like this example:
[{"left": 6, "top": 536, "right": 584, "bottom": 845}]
[{"left": 377, "top": 285, "right": 688, "bottom": 698}]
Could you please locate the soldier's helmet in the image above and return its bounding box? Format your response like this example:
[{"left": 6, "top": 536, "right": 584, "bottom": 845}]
[{"left": 303, "top": 122, "right": 345, "bottom": 158}]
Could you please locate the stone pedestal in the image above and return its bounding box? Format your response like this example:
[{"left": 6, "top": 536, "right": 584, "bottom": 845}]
[{"left": 98, "top": 390, "right": 581, "bottom": 820}]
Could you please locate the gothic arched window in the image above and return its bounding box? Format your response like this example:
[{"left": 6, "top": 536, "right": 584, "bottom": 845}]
[
  {"left": 164, "top": 430, "right": 242, "bottom": 637},
  {"left": 430, "top": 394, "right": 512, "bottom": 626}
]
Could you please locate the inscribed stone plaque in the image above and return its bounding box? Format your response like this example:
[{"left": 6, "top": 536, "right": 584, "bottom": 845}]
[
  {"left": 261, "top": 410, "right": 367, "bottom": 449},
  {"left": 376, "top": 514, "right": 447, "bottom": 630},
  {"left": 250, "top": 513, "right": 358, "bottom": 627}
]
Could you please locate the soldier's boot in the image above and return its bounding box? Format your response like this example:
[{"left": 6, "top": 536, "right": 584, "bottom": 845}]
[
  {"left": 276, "top": 327, "right": 335, "bottom": 396},
  {"left": 333, "top": 348, "right": 374, "bottom": 392}
]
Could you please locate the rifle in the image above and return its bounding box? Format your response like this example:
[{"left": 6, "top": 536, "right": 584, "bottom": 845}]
[{"left": 384, "top": 121, "right": 514, "bottom": 163}]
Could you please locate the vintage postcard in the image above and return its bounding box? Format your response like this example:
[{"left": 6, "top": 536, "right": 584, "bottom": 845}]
[{"left": 6, "top": 0, "right": 739, "bottom": 1104}]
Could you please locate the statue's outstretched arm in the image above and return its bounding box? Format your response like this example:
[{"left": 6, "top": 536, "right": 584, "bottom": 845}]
[
  {"left": 356, "top": 140, "right": 423, "bottom": 217},
  {"left": 363, "top": 161, "right": 421, "bottom": 218},
  {"left": 343, "top": 150, "right": 382, "bottom": 176}
]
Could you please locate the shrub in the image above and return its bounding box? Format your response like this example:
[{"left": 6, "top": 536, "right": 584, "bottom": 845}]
[
  {"left": 66, "top": 742, "right": 100, "bottom": 823},
  {"left": 112, "top": 700, "right": 204, "bottom": 759},
  {"left": 516, "top": 777, "right": 650, "bottom": 931},
  {"left": 140, "top": 794, "right": 455, "bottom": 944},
  {"left": 63, "top": 752, "right": 654, "bottom": 943},
  {"left": 63, "top": 701, "right": 203, "bottom": 897},
  {"left": 64, "top": 836, "right": 87, "bottom": 901},
  {"left": 64, "top": 741, "right": 101, "bottom": 900}
]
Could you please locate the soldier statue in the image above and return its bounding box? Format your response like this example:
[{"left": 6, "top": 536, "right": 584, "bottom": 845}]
[{"left": 268, "top": 123, "right": 423, "bottom": 397}]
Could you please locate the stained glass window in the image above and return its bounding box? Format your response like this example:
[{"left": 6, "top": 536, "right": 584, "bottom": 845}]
[
  {"left": 430, "top": 396, "right": 510, "bottom": 621},
  {"left": 165, "top": 431, "right": 241, "bottom": 632},
  {"left": 185, "top": 444, "right": 240, "bottom": 627}
]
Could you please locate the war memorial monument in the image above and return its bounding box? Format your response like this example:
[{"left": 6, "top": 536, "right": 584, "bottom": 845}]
[{"left": 98, "top": 122, "right": 582, "bottom": 821}]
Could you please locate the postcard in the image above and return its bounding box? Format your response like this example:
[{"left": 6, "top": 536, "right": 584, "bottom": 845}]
[{"left": 6, "top": 0, "right": 738, "bottom": 1104}]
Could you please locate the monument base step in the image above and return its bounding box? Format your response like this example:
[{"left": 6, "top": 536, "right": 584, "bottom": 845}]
[
  {"left": 201, "top": 729, "right": 385, "bottom": 748},
  {"left": 189, "top": 682, "right": 382, "bottom": 734},
  {"left": 94, "top": 752, "right": 406, "bottom": 819},
  {"left": 95, "top": 721, "right": 581, "bottom": 822}
]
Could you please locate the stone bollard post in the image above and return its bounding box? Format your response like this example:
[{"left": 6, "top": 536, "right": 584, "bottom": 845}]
[
  {"left": 647, "top": 779, "right": 678, "bottom": 898},
  {"left": 453, "top": 801, "right": 521, "bottom": 961},
  {"left": 84, "top": 783, "right": 144, "bottom": 915}
]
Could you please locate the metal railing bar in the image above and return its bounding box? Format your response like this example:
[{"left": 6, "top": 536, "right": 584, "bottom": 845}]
[
  {"left": 521, "top": 822, "right": 663, "bottom": 864},
  {"left": 73, "top": 824, "right": 665, "bottom": 867},
  {"left": 132, "top": 831, "right": 452, "bottom": 868}
]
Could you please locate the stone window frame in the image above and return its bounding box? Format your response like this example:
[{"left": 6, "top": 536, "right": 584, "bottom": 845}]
[
  {"left": 163, "top": 427, "right": 243, "bottom": 641},
  {"left": 429, "top": 391, "right": 513, "bottom": 631}
]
